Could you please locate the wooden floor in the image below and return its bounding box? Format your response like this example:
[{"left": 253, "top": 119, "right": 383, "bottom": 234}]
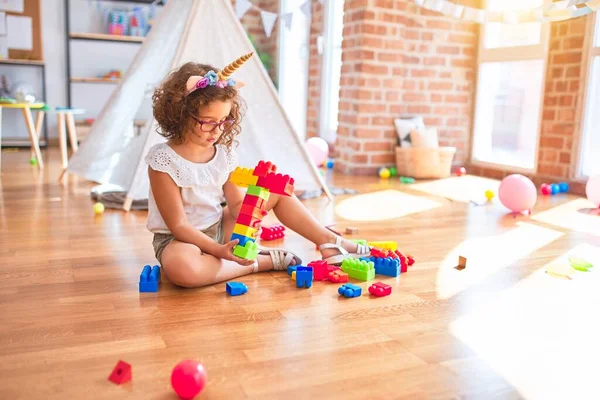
[{"left": 1, "top": 148, "right": 600, "bottom": 400}]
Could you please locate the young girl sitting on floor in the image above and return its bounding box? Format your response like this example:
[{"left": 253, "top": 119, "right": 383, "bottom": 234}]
[{"left": 146, "top": 53, "right": 370, "bottom": 288}]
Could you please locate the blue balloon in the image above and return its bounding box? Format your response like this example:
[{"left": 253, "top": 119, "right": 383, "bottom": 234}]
[
  {"left": 326, "top": 159, "right": 334, "bottom": 169},
  {"left": 559, "top": 182, "right": 569, "bottom": 193},
  {"left": 550, "top": 183, "right": 560, "bottom": 195}
]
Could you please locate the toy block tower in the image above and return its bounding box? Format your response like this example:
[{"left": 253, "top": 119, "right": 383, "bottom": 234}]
[{"left": 228, "top": 160, "right": 294, "bottom": 260}]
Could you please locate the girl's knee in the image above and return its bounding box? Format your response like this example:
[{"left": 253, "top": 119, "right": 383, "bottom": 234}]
[{"left": 162, "top": 257, "right": 200, "bottom": 288}]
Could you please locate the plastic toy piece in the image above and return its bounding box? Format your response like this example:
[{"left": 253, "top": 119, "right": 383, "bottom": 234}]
[
  {"left": 568, "top": 255, "right": 594, "bottom": 271},
  {"left": 247, "top": 185, "right": 271, "bottom": 201},
  {"left": 369, "top": 282, "right": 392, "bottom": 297},
  {"left": 308, "top": 260, "right": 329, "bottom": 281},
  {"left": 230, "top": 167, "right": 259, "bottom": 187},
  {"left": 341, "top": 258, "right": 375, "bottom": 281},
  {"left": 407, "top": 255, "right": 415, "bottom": 266},
  {"left": 226, "top": 282, "right": 248, "bottom": 296},
  {"left": 231, "top": 232, "right": 255, "bottom": 247},
  {"left": 351, "top": 239, "right": 368, "bottom": 246},
  {"left": 371, "top": 257, "right": 400, "bottom": 277},
  {"left": 260, "top": 224, "right": 285, "bottom": 241},
  {"left": 328, "top": 270, "right": 348, "bottom": 283},
  {"left": 233, "top": 241, "right": 259, "bottom": 260},
  {"left": 367, "top": 241, "right": 398, "bottom": 251},
  {"left": 239, "top": 204, "right": 268, "bottom": 221},
  {"left": 371, "top": 247, "right": 395, "bottom": 259},
  {"left": 287, "top": 265, "right": 297, "bottom": 276},
  {"left": 296, "top": 266, "right": 313, "bottom": 288},
  {"left": 256, "top": 173, "right": 295, "bottom": 196},
  {"left": 171, "top": 360, "right": 207, "bottom": 400},
  {"left": 338, "top": 283, "right": 362, "bottom": 298},
  {"left": 291, "top": 271, "right": 296, "bottom": 280},
  {"left": 236, "top": 212, "right": 264, "bottom": 229},
  {"left": 233, "top": 223, "right": 257, "bottom": 238},
  {"left": 243, "top": 194, "right": 267, "bottom": 210},
  {"left": 456, "top": 256, "right": 467, "bottom": 271},
  {"left": 253, "top": 160, "right": 277, "bottom": 177},
  {"left": 108, "top": 360, "right": 132, "bottom": 385},
  {"left": 139, "top": 265, "right": 160, "bottom": 292}
]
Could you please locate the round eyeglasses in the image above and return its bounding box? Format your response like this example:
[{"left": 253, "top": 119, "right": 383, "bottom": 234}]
[{"left": 191, "top": 116, "right": 235, "bottom": 133}]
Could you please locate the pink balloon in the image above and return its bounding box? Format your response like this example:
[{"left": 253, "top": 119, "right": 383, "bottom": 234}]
[
  {"left": 305, "top": 137, "right": 329, "bottom": 167},
  {"left": 498, "top": 174, "right": 537, "bottom": 213},
  {"left": 586, "top": 174, "right": 600, "bottom": 206}
]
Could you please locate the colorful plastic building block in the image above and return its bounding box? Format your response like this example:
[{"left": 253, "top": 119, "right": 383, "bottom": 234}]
[
  {"left": 247, "top": 185, "right": 271, "bottom": 201},
  {"left": 108, "top": 360, "right": 132, "bottom": 384},
  {"left": 296, "top": 266, "right": 313, "bottom": 288},
  {"left": 253, "top": 160, "right": 277, "bottom": 177},
  {"left": 236, "top": 212, "right": 264, "bottom": 229},
  {"left": 243, "top": 194, "right": 267, "bottom": 210},
  {"left": 231, "top": 232, "right": 255, "bottom": 247},
  {"left": 139, "top": 265, "right": 160, "bottom": 292},
  {"left": 260, "top": 224, "right": 285, "bottom": 241},
  {"left": 291, "top": 271, "right": 296, "bottom": 280},
  {"left": 338, "top": 283, "right": 362, "bottom": 298},
  {"left": 371, "top": 257, "right": 400, "bottom": 277},
  {"left": 226, "top": 282, "right": 248, "bottom": 296},
  {"left": 341, "top": 258, "right": 375, "bottom": 281},
  {"left": 369, "top": 282, "right": 392, "bottom": 297},
  {"left": 352, "top": 239, "right": 368, "bottom": 246},
  {"left": 328, "top": 270, "right": 348, "bottom": 283},
  {"left": 239, "top": 204, "right": 268, "bottom": 220},
  {"left": 230, "top": 167, "right": 259, "bottom": 187},
  {"left": 308, "top": 260, "right": 329, "bottom": 281},
  {"left": 256, "top": 173, "right": 295, "bottom": 196},
  {"left": 407, "top": 255, "right": 415, "bottom": 266},
  {"left": 287, "top": 265, "right": 297, "bottom": 276},
  {"left": 233, "top": 241, "right": 259, "bottom": 260},
  {"left": 233, "top": 223, "right": 257, "bottom": 238},
  {"left": 367, "top": 241, "right": 398, "bottom": 251}
]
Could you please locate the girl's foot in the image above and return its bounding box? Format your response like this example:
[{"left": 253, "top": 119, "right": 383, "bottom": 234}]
[
  {"left": 256, "top": 250, "right": 301, "bottom": 271},
  {"left": 319, "top": 235, "right": 370, "bottom": 265}
]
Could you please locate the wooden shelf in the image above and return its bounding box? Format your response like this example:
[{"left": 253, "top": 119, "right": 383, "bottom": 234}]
[
  {"left": 71, "top": 77, "right": 121, "bottom": 84},
  {"left": 69, "top": 32, "right": 144, "bottom": 43},
  {"left": 76, "top": 119, "right": 146, "bottom": 127},
  {"left": 0, "top": 58, "right": 44, "bottom": 66}
]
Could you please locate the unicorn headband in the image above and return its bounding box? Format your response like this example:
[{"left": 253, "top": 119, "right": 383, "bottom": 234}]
[{"left": 186, "top": 52, "right": 254, "bottom": 96}]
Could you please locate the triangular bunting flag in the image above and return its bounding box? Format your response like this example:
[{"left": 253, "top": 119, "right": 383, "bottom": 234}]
[
  {"left": 235, "top": 0, "right": 253, "bottom": 19},
  {"left": 300, "top": 0, "right": 312, "bottom": 18},
  {"left": 260, "top": 10, "right": 278, "bottom": 37},
  {"left": 282, "top": 12, "right": 294, "bottom": 29}
]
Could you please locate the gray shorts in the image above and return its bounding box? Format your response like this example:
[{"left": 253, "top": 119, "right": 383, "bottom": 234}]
[{"left": 152, "top": 218, "right": 225, "bottom": 264}]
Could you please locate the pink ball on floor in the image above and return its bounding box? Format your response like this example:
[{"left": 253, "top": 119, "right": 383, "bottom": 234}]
[
  {"left": 171, "top": 360, "right": 207, "bottom": 400},
  {"left": 498, "top": 174, "right": 537, "bottom": 213},
  {"left": 587, "top": 174, "right": 600, "bottom": 206}
]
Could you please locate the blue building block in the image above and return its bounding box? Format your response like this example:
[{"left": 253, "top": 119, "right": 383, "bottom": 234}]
[
  {"left": 231, "top": 233, "right": 255, "bottom": 247},
  {"left": 296, "top": 266, "right": 313, "bottom": 288},
  {"left": 338, "top": 283, "right": 362, "bottom": 298},
  {"left": 139, "top": 264, "right": 160, "bottom": 292},
  {"left": 226, "top": 282, "right": 248, "bottom": 296},
  {"left": 371, "top": 256, "right": 400, "bottom": 277},
  {"left": 287, "top": 265, "right": 297, "bottom": 276}
]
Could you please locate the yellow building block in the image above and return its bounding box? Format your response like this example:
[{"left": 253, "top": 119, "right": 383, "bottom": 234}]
[
  {"left": 233, "top": 223, "right": 257, "bottom": 238},
  {"left": 291, "top": 271, "right": 296, "bottom": 280},
  {"left": 367, "top": 241, "right": 397, "bottom": 251},
  {"left": 230, "top": 167, "right": 259, "bottom": 188}
]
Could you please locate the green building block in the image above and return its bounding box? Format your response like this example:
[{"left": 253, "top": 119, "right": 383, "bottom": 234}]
[
  {"left": 351, "top": 239, "right": 367, "bottom": 246},
  {"left": 233, "top": 241, "right": 259, "bottom": 261},
  {"left": 247, "top": 185, "right": 271, "bottom": 201},
  {"left": 341, "top": 258, "right": 375, "bottom": 281}
]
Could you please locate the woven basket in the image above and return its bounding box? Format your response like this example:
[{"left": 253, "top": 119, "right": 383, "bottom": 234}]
[{"left": 395, "top": 147, "right": 456, "bottom": 179}]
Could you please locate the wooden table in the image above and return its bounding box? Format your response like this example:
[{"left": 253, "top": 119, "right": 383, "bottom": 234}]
[{"left": 0, "top": 102, "right": 46, "bottom": 171}]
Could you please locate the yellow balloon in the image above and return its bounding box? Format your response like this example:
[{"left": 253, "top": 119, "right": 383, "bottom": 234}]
[
  {"left": 93, "top": 202, "right": 105, "bottom": 215},
  {"left": 379, "top": 168, "right": 391, "bottom": 179},
  {"left": 485, "top": 190, "right": 495, "bottom": 201}
]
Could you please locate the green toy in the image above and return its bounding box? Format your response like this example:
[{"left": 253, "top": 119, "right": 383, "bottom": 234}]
[
  {"left": 400, "top": 176, "right": 415, "bottom": 184},
  {"left": 233, "top": 241, "right": 259, "bottom": 261},
  {"left": 341, "top": 258, "right": 375, "bottom": 281},
  {"left": 246, "top": 185, "right": 270, "bottom": 201},
  {"left": 29, "top": 157, "right": 38, "bottom": 165},
  {"left": 568, "top": 255, "right": 593, "bottom": 272}
]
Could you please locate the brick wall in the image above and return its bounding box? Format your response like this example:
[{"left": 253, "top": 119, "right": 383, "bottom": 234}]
[
  {"left": 335, "top": 0, "right": 479, "bottom": 175},
  {"left": 306, "top": 1, "right": 325, "bottom": 139}
]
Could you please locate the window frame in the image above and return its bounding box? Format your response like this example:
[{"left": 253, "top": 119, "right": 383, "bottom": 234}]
[{"left": 469, "top": 0, "right": 551, "bottom": 174}]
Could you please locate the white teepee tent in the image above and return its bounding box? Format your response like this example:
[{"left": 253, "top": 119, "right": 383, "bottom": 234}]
[{"left": 67, "top": 0, "right": 332, "bottom": 210}]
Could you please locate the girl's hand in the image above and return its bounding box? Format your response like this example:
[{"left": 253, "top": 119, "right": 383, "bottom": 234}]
[
  {"left": 253, "top": 223, "right": 262, "bottom": 239},
  {"left": 216, "top": 239, "right": 256, "bottom": 266}
]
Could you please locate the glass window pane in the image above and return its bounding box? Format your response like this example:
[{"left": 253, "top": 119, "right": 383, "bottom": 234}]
[
  {"left": 595, "top": 13, "right": 600, "bottom": 48},
  {"left": 484, "top": 0, "right": 543, "bottom": 49},
  {"left": 581, "top": 57, "right": 600, "bottom": 177},
  {"left": 472, "top": 60, "right": 545, "bottom": 170}
]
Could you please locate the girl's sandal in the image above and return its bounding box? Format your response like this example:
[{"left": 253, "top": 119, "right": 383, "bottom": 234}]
[
  {"left": 258, "top": 248, "right": 303, "bottom": 270},
  {"left": 318, "top": 236, "right": 371, "bottom": 265}
]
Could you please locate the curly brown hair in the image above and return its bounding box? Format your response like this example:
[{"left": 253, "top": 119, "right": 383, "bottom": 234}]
[{"left": 152, "top": 62, "right": 245, "bottom": 149}]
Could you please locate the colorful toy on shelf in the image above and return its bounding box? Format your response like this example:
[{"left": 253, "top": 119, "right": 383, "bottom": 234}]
[
  {"left": 296, "top": 266, "right": 313, "bottom": 288},
  {"left": 108, "top": 360, "right": 132, "bottom": 385},
  {"left": 455, "top": 167, "right": 466, "bottom": 176},
  {"left": 367, "top": 241, "right": 397, "bottom": 251},
  {"left": 260, "top": 224, "right": 285, "bottom": 241},
  {"left": 308, "top": 260, "right": 329, "bottom": 281},
  {"left": 328, "top": 270, "right": 348, "bottom": 283},
  {"left": 341, "top": 258, "right": 375, "bottom": 281},
  {"left": 226, "top": 282, "right": 248, "bottom": 296},
  {"left": 229, "top": 161, "right": 295, "bottom": 261},
  {"left": 378, "top": 167, "right": 391, "bottom": 179},
  {"left": 369, "top": 282, "right": 392, "bottom": 297},
  {"left": 139, "top": 265, "right": 160, "bottom": 292},
  {"left": 338, "top": 283, "right": 362, "bottom": 298},
  {"left": 171, "top": 360, "right": 207, "bottom": 400},
  {"left": 102, "top": 70, "right": 122, "bottom": 80}
]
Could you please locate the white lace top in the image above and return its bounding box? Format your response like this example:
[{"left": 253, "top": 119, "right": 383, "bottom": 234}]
[{"left": 145, "top": 143, "right": 238, "bottom": 234}]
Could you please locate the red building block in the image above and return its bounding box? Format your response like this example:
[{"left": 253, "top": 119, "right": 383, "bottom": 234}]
[
  {"left": 237, "top": 213, "right": 263, "bottom": 228},
  {"left": 240, "top": 204, "right": 268, "bottom": 221},
  {"left": 253, "top": 160, "right": 277, "bottom": 177},
  {"left": 308, "top": 260, "right": 329, "bottom": 281},
  {"left": 243, "top": 194, "right": 267, "bottom": 210},
  {"left": 108, "top": 360, "right": 132, "bottom": 385},
  {"left": 256, "top": 173, "right": 295, "bottom": 196},
  {"left": 328, "top": 270, "right": 348, "bottom": 283},
  {"left": 260, "top": 224, "right": 285, "bottom": 241},
  {"left": 327, "top": 265, "right": 341, "bottom": 274},
  {"left": 407, "top": 255, "right": 415, "bottom": 266},
  {"left": 369, "top": 282, "right": 392, "bottom": 297}
]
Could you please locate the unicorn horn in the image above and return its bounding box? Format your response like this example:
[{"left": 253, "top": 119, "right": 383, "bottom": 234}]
[{"left": 218, "top": 52, "right": 254, "bottom": 81}]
